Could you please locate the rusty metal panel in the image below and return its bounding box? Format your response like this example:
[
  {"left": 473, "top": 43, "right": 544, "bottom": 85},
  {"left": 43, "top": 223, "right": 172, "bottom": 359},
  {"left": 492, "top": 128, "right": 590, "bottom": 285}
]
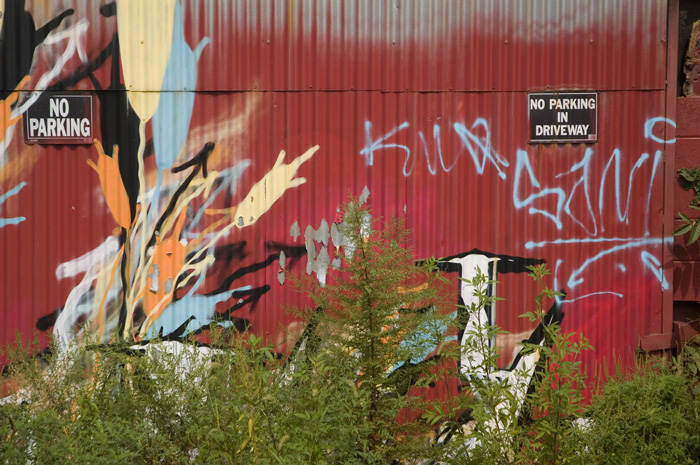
[
  {"left": 13, "top": 1, "right": 668, "bottom": 93},
  {"left": 183, "top": 0, "right": 668, "bottom": 92},
  {"left": 0, "top": 0, "right": 676, "bottom": 386}
]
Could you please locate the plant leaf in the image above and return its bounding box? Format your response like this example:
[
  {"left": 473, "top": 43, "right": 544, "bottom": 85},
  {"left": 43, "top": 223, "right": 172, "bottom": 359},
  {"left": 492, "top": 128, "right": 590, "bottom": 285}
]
[
  {"left": 689, "top": 221, "right": 700, "bottom": 246},
  {"left": 674, "top": 224, "right": 693, "bottom": 236},
  {"left": 679, "top": 212, "right": 691, "bottom": 223},
  {"left": 679, "top": 167, "right": 700, "bottom": 182}
]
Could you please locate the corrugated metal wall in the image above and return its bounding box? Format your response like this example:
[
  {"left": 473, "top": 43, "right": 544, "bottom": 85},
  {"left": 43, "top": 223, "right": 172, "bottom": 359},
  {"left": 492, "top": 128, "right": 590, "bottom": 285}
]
[{"left": 1, "top": 1, "right": 676, "bottom": 379}]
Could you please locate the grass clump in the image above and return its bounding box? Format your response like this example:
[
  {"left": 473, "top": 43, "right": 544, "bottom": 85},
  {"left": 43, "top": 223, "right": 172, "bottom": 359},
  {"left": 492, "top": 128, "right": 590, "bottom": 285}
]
[{"left": 582, "top": 352, "right": 700, "bottom": 465}]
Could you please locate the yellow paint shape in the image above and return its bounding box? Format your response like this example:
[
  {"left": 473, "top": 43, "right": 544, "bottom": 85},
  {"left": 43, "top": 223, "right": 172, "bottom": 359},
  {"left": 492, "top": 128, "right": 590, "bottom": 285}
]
[
  {"left": 0, "top": 0, "right": 4, "bottom": 39},
  {"left": 88, "top": 139, "right": 132, "bottom": 229},
  {"left": 207, "top": 145, "right": 320, "bottom": 228},
  {"left": 188, "top": 145, "right": 320, "bottom": 271},
  {"left": 92, "top": 245, "right": 124, "bottom": 342},
  {"left": 117, "top": 0, "right": 176, "bottom": 121}
]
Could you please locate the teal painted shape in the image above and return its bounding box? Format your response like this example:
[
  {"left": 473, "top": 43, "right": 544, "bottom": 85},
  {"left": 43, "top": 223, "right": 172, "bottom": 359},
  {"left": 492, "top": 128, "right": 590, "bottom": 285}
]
[
  {"left": 145, "top": 288, "right": 246, "bottom": 339},
  {"left": 0, "top": 182, "right": 27, "bottom": 228},
  {"left": 153, "top": 1, "right": 210, "bottom": 170}
]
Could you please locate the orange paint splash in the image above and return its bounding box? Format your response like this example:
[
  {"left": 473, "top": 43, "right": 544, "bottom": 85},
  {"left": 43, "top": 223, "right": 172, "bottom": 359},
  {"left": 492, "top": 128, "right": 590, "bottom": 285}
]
[
  {"left": 0, "top": 75, "right": 30, "bottom": 141},
  {"left": 88, "top": 139, "right": 132, "bottom": 229},
  {"left": 144, "top": 206, "right": 188, "bottom": 323},
  {"left": 0, "top": 145, "right": 39, "bottom": 186}
]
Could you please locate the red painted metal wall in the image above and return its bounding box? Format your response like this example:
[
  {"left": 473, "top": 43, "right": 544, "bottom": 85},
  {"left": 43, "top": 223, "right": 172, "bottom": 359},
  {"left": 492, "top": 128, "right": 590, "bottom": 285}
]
[{"left": 0, "top": 1, "right": 677, "bottom": 382}]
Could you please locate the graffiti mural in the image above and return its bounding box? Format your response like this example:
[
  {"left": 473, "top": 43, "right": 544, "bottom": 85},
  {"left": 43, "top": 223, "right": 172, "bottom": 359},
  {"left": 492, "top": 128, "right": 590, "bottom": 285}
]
[{"left": 0, "top": 1, "right": 674, "bottom": 398}]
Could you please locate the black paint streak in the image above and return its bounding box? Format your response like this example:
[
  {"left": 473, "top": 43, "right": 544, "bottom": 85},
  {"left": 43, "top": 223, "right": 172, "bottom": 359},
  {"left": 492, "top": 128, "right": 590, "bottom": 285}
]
[
  {"left": 147, "top": 142, "right": 214, "bottom": 249},
  {"left": 214, "top": 241, "right": 249, "bottom": 263},
  {"left": 436, "top": 248, "right": 545, "bottom": 274},
  {"left": 221, "top": 285, "right": 270, "bottom": 318},
  {"left": 206, "top": 253, "right": 279, "bottom": 297},
  {"left": 189, "top": 317, "right": 251, "bottom": 339},
  {"left": 35, "top": 308, "right": 60, "bottom": 331},
  {"left": 117, "top": 227, "right": 129, "bottom": 336},
  {"left": 425, "top": 249, "right": 546, "bottom": 349},
  {"left": 0, "top": 0, "right": 74, "bottom": 99},
  {"left": 96, "top": 35, "right": 141, "bottom": 223},
  {"left": 99, "top": 1, "right": 117, "bottom": 18},
  {"left": 172, "top": 142, "right": 210, "bottom": 177},
  {"left": 265, "top": 241, "right": 307, "bottom": 270}
]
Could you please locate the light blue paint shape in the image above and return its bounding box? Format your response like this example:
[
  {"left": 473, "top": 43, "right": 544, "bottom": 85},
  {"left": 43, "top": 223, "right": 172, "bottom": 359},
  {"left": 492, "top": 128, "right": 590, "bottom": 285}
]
[
  {"left": 526, "top": 236, "right": 666, "bottom": 249},
  {"left": 0, "top": 216, "right": 25, "bottom": 227},
  {"left": 153, "top": 1, "right": 210, "bottom": 170},
  {"left": 598, "top": 149, "right": 649, "bottom": 227},
  {"left": 644, "top": 150, "right": 662, "bottom": 235},
  {"left": 527, "top": 235, "right": 670, "bottom": 289},
  {"left": 360, "top": 120, "right": 410, "bottom": 170},
  {"left": 566, "top": 238, "right": 668, "bottom": 288},
  {"left": 418, "top": 124, "right": 458, "bottom": 175},
  {"left": 145, "top": 285, "right": 253, "bottom": 339},
  {"left": 400, "top": 311, "right": 457, "bottom": 361},
  {"left": 453, "top": 119, "right": 509, "bottom": 180},
  {"left": 555, "top": 148, "right": 597, "bottom": 236},
  {"left": 145, "top": 291, "right": 231, "bottom": 339},
  {"left": 389, "top": 310, "right": 457, "bottom": 374},
  {"left": 644, "top": 117, "right": 676, "bottom": 144},
  {"left": 513, "top": 149, "right": 565, "bottom": 228},
  {"left": 0, "top": 182, "right": 27, "bottom": 228},
  {"left": 618, "top": 264, "right": 626, "bottom": 272},
  {"left": 562, "top": 292, "right": 624, "bottom": 303},
  {"left": 640, "top": 251, "right": 668, "bottom": 290}
]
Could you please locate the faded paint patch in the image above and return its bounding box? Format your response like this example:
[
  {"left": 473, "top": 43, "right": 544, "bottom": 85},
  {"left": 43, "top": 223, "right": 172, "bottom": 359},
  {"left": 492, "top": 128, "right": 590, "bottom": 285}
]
[
  {"left": 290, "top": 220, "right": 301, "bottom": 241},
  {"left": 304, "top": 219, "right": 332, "bottom": 286},
  {"left": 278, "top": 250, "right": 286, "bottom": 285},
  {"left": 359, "top": 185, "right": 370, "bottom": 204}
]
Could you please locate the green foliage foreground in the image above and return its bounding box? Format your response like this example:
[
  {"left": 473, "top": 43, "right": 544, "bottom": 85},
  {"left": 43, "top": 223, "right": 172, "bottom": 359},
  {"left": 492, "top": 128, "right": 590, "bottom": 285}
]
[{"left": 2, "top": 197, "right": 700, "bottom": 464}]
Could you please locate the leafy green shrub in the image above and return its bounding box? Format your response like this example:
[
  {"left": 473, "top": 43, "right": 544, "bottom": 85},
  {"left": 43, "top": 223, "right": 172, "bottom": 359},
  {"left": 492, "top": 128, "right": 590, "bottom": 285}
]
[
  {"left": 289, "top": 195, "right": 456, "bottom": 464},
  {"left": 6, "top": 193, "right": 700, "bottom": 465},
  {"left": 675, "top": 166, "right": 700, "bottom": 245},
  {"left": 517, "top": 265, "right": 592, "bottom": 465},
  {"left": 679, "top": 166, "right": 700, "bottom": 207},
  {"left": 447, "top": 264, "right": 591, "bottom": 465},
  {"left": 1, "top": 195, "right": 457, "bottom": 465},
  {"left": 0, "top": 337, "right": 198, "bottom": 464},
  {"left": 583, "top": 356, "right": 700, "bottom": 465}
]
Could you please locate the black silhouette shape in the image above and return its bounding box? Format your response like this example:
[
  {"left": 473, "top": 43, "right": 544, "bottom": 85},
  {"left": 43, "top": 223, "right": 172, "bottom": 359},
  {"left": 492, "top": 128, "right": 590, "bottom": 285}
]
[{"left": 0, "top": 0, "right": 74, "bottom": 100}]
